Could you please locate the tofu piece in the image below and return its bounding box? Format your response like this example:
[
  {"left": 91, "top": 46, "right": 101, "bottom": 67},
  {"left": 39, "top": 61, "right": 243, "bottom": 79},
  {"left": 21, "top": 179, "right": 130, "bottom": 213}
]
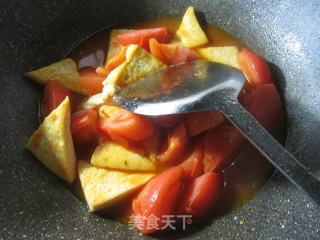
[
  {"left": 197, "top": 46, "right": 240, "bottom": 69},
  {"left": 82, "top": 84, "right": 120, "bottom": 109},
  {"left": 106, "top": 29, "right": 132, "bottom": 62},
  {"left": 103, "top": 44, "right": 166, "bottom": 87},
  {"left": 99, "top": 104, "right": 124, "bottom": 119},
  {"left": 78, "top": 160, "right": 154, "bottom": 212},
  {"left": 82, "top": 93, "right": 106, "bottom": 110},
  {"left": 26, "top": 97, "right": 76, "bottom": 183},
  {"left": 173, "top": 6, "right": 208, "bottom": 48},
  {"left": 91, "top": 140, "right": 157, "bottom": 172},
  {"left": 25, "top": 58, "right": 88, "bottom": 95}
]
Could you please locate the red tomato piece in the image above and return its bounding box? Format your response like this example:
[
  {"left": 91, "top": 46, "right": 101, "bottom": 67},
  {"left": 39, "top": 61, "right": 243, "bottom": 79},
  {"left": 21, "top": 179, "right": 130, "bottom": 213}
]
[
  {"left": 203, "top": 126, "right": 246, "bottom": 172},
  {"left": 178, "top": 172, "right": 222, "bottom": 218},
  {"left": 96, "top": 46, "right": 129, "bottom": 78},
  {"left": 186, "top": 110, "right": 225, "bottom": 137},
  {"left": 149, "top": 38, "right": 168, "bottom": 64},
  {"left": 78, "top": 68, "right": 106, "bottom": 95},
  {"left": 248, "top": 83, "right": 283, "bottom": 131},
  {"left": 42, "top": 80, "right": 74, "bottom": 118},
  {"left": 237, "top": 79, "right": 255, "bottom": 107},
  {"left": 116, "top": 27, "right": 168, "bottom": 50},
  {"left": 70, "top": 109, "right": 98, "bottom": 143},
  {"left": 106, "top": 46, "right": 128, "bottom": 70},
  {"left": 150, "top": 113, "right": 185, "bottom": 128},
  {"left": 95, "top": 66, "right": 110, "bottom": 77},
  {"left": 169, "top": 44, "right": 200, "bottom": 65},
  {"left": 132, "top": 166, "right": 183, "bottom": 234},
  {"left": 158, "top": 121, "right": 190, "bottom": 163},
  {"left": 149, "top": 38, "right": 200, "bottom": 65},
  {"left": 181, "top": 139, "right": 204, "bottom": 178},
  {"left": 237, "top": 48, "right": 272, "bottom": 88},
  {"left": 97, "top": 110, "right": 154, "bottom": 142}
]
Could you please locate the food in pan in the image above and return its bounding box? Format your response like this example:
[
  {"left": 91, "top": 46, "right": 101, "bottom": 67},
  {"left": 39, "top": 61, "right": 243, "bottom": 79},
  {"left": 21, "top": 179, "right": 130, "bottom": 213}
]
[{"left": 25, "top": 6, "right": 284, "bottom": 234}]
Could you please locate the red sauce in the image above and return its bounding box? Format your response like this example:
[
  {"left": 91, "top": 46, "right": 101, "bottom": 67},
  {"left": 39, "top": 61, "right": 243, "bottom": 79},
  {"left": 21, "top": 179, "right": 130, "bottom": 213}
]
[{"left": 66, "top": 18, "right": 286, "bottom": 223}]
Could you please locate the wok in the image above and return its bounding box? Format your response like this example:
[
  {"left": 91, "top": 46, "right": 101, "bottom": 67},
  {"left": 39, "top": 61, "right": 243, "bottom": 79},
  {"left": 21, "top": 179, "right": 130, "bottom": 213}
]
[{"left": 0, "top": 0, "right": 319, "bottom": 239}]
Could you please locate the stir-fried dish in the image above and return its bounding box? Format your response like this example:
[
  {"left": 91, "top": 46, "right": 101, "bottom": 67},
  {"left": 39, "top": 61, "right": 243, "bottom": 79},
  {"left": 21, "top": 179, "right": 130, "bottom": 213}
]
[{"left": 25, "top": 6, "right": 285, "bottom": 234}]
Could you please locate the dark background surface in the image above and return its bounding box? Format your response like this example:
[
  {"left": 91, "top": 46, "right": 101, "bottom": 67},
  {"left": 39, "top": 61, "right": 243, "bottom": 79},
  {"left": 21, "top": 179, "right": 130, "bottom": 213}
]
[{"left": 0, "top": 0, "right": 319, "bottom": 239}]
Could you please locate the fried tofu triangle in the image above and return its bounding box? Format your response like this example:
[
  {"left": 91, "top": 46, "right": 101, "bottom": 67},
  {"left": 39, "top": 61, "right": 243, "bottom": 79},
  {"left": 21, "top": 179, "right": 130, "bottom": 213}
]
[
  {"left": 197, "top": 46, "right": 240, "bottom": 69},
  {"left": 27, "top": 97, "right": 76, "bottom": 183},
  {"left": 91, "top": 141, "right": 156, "bottom": 172},
  {"left": 173, "top": 6, "right": 208, "bottom": 48},
  {"left": 25, "top": 58, "right": 88, "bottom": 95},
  {"left": 104, "top": 44, "right": 166, "bottom": 87},
  {"left": 78, "top": 160, "right": 155, "bottom": 212}
]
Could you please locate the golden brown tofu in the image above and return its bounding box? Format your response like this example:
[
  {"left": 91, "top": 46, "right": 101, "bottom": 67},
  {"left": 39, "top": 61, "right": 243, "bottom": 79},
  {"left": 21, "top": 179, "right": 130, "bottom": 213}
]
[
  {"left": 26, "top": 97, "right": 76, "bottom": 183},
  {"left": 103, "top": 44, "right": 166, "bottom": 87},
  {"left": 82, "top": 84, "right": 121, "bottom": 109},
  {"left": 78, "top": 160, "right": 155, "bottom": 212},
  {"left": 173, "top": 6, "right": 208, "bottom": 48},
  {"left": 197, "top": 46, "right": 240, "bottom": 69},
  {"left": 25, "top": 58, "right": 88, "bottom": 95},
  {"left": 91, "top": 140, "right": 157, "bottom": 172},
  {"left": 99, "top": 104, "right": 124, "bottom": 119}
]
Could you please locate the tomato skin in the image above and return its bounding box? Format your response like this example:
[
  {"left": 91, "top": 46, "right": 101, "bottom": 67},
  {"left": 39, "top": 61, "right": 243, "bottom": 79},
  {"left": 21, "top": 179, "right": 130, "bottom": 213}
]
[
  {"left": 149, "top": 38, "right": 200, "bottom": 65},
  {"left": 158, "top": 121, "right": 190, "bottom": 163},
  {"left": 133, "top": 166, "right": 183, "bottom": 234},
  {"left": 42, "top": 80, "right": 74, "bottom": 118},
  {"left": 97, "top": 110, "right": 154, "bottom": 142},
  {"left": 116, "top": 27, "right": 168, "bottom": 50},
  {"left": 70, "top": 109, "right": 98, "bottom": 143},
  {"left": 248, "top": 83, "right": 283, "bottom": 131},
  {"left": 181, "top": 139, "right": 204, "bottom": 178},
  {"left": 78, "top": 68, "right": 106, "bottom": 95},
  {"left": 186, "top": 110, "right": 225, "bottom": 137},
  {"left": 203, "top": 126, "right": 246, "bottom": 172},
  {"left": 237, "top": 48, "right": 272, "bottom": 88},
  {"left": 178, "top": 172, "right": 222, "bottom": 218}
]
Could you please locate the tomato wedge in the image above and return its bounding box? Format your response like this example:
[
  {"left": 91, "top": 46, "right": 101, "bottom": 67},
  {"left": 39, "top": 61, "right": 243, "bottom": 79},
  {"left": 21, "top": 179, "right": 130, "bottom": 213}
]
[
  {"left": 116, "top": 27, "right": 168, "bottom": 50},
  {"left": 158, "top": 121, "right": 190, "bottom": 163},
  {"left": 248, "top": 83, "right": 283, "bottom": 131},
  {"left": 178, "top": 172, "right": 222, "bottom": 218},
  {"left": 203, "top": 126, "right": 246, "bottom": 172},
  {"left": 78, "top": 68, "right": 106, "bottom": 95},
  {"left": 186, "top": 110, "right": 225, "bottom": 137},
  {"left": 237, "top": 79, "right": 255, "bottom": 107},
  {"left": 42, "top": 80, "right": 74, "bottom": 118},
  {"left": 150, "top": 114, "right": 185, "bottom": 128},
  {"left": 97, "top": 110, "right": 154, "bottom": 142},
  {"left": 149, "top": 38, "right": 170, "bottom": 64},
  {"left": 237, "top": 48, "right": 272, "bottom": 88},
  {"left": 132, "top": 166, "right": 183, "bottom": 234},
  {"left": 96, "top": 46, "right": 128, "bottom": 77},
  {"left": 70, "top": 109, "right": 98, "bottom": 143},
  {"left": 181, "top": 139, "right": 204, "bottom": 179},
  {"left": 149, "top": 38, "right": 200, "bottom": 65}
]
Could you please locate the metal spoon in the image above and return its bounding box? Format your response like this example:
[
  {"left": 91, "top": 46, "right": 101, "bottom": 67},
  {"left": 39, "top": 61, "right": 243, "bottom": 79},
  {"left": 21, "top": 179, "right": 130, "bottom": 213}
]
[{"left": 113, "top": 60, "right": 320, "bottom": 206}]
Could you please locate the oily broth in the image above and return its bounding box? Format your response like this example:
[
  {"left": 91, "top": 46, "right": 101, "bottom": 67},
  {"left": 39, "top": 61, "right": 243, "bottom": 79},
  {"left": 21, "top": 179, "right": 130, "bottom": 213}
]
[{"left": 66, "top": 18, "right": 286, "bottom": 223}]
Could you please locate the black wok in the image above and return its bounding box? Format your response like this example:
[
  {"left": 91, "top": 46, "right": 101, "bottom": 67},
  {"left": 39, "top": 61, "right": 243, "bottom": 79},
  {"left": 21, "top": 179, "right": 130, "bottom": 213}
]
[{"left": 0, "top": 0, "right": 319, "bottom": 239}]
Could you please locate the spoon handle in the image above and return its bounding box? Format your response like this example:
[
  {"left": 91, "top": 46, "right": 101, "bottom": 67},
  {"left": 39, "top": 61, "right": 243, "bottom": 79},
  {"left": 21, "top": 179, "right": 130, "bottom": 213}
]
[{"left": 224, "top": 103, "right": 320, "bottom": 206}]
